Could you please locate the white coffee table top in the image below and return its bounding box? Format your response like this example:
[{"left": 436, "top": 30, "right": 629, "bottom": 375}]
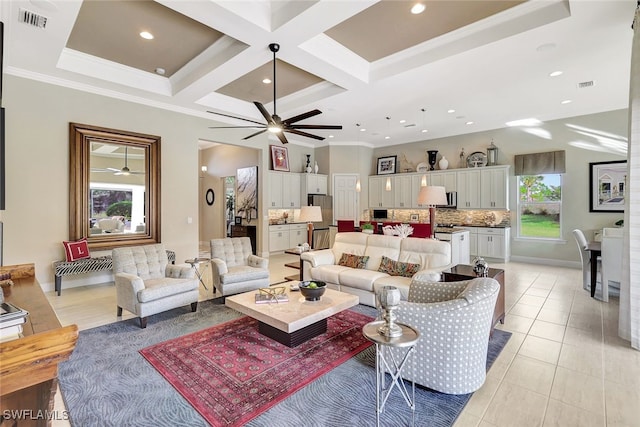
[{"left": 225, "top": 287, "right": 359, "bottom": 333}]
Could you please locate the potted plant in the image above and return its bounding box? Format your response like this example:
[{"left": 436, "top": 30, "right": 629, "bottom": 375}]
[{"left": 361, "top": 223, "right": 374, "bottom": 234}]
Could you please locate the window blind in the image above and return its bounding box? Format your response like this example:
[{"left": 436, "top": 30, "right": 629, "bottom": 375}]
[{"left": 514, "top": 150, "right": 566, "bottom": 175}]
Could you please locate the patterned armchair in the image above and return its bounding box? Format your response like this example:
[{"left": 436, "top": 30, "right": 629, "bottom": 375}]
[
  {"left": 210, "top": 237, "right": 269, "bottom": 296},
  {"left": 112, "top": 244, "right": 199, "bottom": 328},
  {"left": 392, "top": 277, "right": 500, "bottom": 394}
]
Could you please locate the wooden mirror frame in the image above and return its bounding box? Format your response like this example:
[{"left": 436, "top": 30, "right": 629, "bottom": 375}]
[{"left": 69, "top": 123, "right": 161, "bottom": 250}]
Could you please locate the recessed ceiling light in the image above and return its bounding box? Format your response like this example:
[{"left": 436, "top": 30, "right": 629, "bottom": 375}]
[
  {"left": 536, "top": 43, "right": 556, "bottom": 52},
  {"left": 399, "top": 119, "right": 406, "bottom": 124},
  {"left": 262, "top": 78, "right": 271, "bottom": 84},
  {"left": 549, "top": 71, "right": 563, "bottom": 77},
  {"left": 466, "top": 121, "right": 474, "bottom": 125},
  {"left": 447, "top": 109, "right": 455, "bottom": 114},
  {"left": 411, "top": 3, "right": 426, "bottom": 14},
  {"left": 561, "top": 99, "right": 572, "bottom": 104},
  {"left": 360, "top": 128, "right": 366, "bottom": 132},
  {"left": 421, "top": 129, "right": 428, "bottom": 133},
  {"left": 385, "top": 136, "right": 391, "bottom": 140},
  {"left": 328, "top": 135, "right": 334, "bottom": 138},
  {"left": 139, "top": 31, "right": 154, "bottom": 40}
]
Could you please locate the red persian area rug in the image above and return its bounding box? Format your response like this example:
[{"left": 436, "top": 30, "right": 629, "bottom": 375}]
[{"left": 140, "top": 309, "right": 374, "bottom": 427}]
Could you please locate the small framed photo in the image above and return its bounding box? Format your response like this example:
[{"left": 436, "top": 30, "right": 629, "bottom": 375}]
[
  {"left": 410, "top": 214, "right": 419, "bottom": 222},
  {"left": 589, "top": 160, "right": 627, "bottom": 212},
  {"left": 234, "top": 216, "right": 242, "bottom": 225},
  {"left": 377, "top": 155, "right": 397, "bottom": 175},
  {"left": 270, "top": 145, "right": 290, "bottom": 172}
]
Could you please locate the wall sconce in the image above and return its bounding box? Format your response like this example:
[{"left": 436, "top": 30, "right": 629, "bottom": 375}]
[{"left": 201, "top": 166, "right": 208, "bottom": 173}]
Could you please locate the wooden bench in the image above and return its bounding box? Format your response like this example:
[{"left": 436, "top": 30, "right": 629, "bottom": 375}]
[{"left": 52, "top": 250, "right": 176, "bottom": 296}]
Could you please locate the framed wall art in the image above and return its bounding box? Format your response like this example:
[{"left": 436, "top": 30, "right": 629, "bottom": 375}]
[
  {"left": 589, "top": 160, "right": 627, "bottom": 212},
  {"left": 270, "top": 145, "right": 290, "bottom": 172},
  {"left": 377, "top": 155, "right": 397, "bottom": 175}
]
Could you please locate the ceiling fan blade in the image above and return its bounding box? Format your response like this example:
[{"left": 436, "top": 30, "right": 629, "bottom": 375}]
[
  {"left": 207, "top": 110, "right": 265, "bottom": 126},
  {"left": 283, "top": 109, "right": 322, "bottom": 124},
  {"left": 208, "top": 125, "right": 266, "bottom": 129},
  {"left": 276, "top": 132, "right": 289, "bottom": 144},
  {"left": 243, "top": 129, "right": 268, "bottom": 140},
  {"left": 288, "top": 124, "right": 343, "bottom": 130},
  {"left": 106, "top": 167, "right": 120, "bottom": 172},
  {"left": 253, "top": 102, "right": 275, "bottom": 125},
  {"left": 286, "top": 129, "right": 324, "bottom": 140}
]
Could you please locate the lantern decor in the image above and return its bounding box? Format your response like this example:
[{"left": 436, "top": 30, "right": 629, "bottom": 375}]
[{"left": 487, "top": 140, "right": 499, "bottom": 166}]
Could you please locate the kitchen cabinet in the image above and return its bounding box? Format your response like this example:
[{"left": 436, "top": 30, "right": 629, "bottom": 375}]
[
  {"left": 268, "top": 172, "right": 301, "bottom": 208},
  {"left": 477, "top": 227, "right": 510, "bottom": 261},
  {"left": 302, "top": 173, "right": 328, "bottom": 195},
  {"left": 435, "top": 231, "right": 471, "bottom": 266},
  {"left": 429, "top": 171, "right": 457, "bottom": 192},
  {"left": 457, "top": 165, "right": 509, "bottom": 210},
  {"left": 457, "top": 226, "right": 479, "bottom": 256},
  {"left": 393, "top": 175, "right": 413, "bottom": 208},
  {"left": 369, "top": 176, "right": 394, "bottom": 208},
  {"left": 269, "top": 225, "right": 290, "bottom": 252},
  {"left": 288, "top": 223, "right": 307, "bottom": 248},
  {"left": 457, "top": 169, "right": 481, "bottom": 209}
]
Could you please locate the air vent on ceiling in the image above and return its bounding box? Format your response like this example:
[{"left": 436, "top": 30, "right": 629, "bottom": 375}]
[
  {"left": 577, "top": 80, "right": 595, "bottom": 89},
  {"left": 18, "top": 8, "right": 48, "bottom": 29}
]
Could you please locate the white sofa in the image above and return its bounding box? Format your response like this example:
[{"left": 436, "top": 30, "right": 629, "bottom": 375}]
[{"left": 300, "top": 232, "right": 452, "bottom": 306}]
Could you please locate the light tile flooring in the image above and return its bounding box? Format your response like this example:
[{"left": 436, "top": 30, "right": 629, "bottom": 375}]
[{"left": 47, "top": 255, "right": 640, "bottom": 427}]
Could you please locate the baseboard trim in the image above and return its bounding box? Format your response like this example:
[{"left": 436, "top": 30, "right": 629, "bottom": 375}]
[{"left": 510, "top": 255, "right": 581, "bottom": 269}]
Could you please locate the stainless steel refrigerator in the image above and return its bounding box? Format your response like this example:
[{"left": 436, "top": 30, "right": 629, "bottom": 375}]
[
  {"left": 307, "top": 194, "right": 332, "bottom": 249},
  {"left": 307, "top": 194, "right": 333, "bottom": 228}
]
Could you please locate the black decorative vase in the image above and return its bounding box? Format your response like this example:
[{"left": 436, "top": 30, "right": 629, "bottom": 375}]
[{"left": 427, "top": 150, "right": 438, "bottom": 170}]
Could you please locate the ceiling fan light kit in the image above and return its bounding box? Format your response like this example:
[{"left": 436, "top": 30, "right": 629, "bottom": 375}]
[{"left": 208, "top": 43, "right": 342, "bottom": 144}]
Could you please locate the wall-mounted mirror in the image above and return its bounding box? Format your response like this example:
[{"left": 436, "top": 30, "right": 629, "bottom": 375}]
[{"left": 69, "top": 123, "right": 161, "bottom": 250}]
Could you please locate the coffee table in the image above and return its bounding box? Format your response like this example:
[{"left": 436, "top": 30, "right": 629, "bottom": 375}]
[{"left": 225, "top": 287, "right": 359, "bottom": 347}]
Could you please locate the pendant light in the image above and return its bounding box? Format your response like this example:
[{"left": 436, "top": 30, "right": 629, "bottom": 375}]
[
  {"left": 420, "top": 109, "right": 428, "bottom": 186},
  {"left": 384, "top": 116, "right": 392, "bottom": 191},
  {"left": 355, "top": 124, "right": 362, "bottom": 192}
]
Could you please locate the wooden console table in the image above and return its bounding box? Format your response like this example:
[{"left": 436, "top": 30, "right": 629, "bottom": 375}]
[
  {"left": 442, "top": 264, "right": 505, "bottom": 330},
  {"left": 231, "top": 225, "right": 257, "bottom": 255},
  {"left": 0, "top": 263, "right": 78, "bottom": 426}
]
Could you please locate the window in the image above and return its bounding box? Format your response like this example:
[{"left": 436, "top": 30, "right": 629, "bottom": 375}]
[{"left": 517, "top": 174, "right": 562, "bottom": 239}]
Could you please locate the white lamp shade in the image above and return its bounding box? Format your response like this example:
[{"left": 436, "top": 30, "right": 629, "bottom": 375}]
[
  {"left": 417, "top": 185, "right": 447, "bottom": 206},
  {"left": 299, "top": 205, "right": 323, "bottom": 223}
]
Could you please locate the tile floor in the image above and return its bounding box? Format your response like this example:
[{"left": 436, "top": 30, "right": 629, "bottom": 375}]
[{"left": 47, "top": 255, "right": 640, "bottom": 427}]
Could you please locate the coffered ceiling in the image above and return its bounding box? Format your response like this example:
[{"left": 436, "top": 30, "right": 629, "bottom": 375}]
[{"left": 1, "top": 0, "right": 636, "bottom": 147}]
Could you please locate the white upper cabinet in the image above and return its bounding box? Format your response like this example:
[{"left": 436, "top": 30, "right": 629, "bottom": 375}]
[
  {"left": 302, "top": 174, "right": 328, "bottom": 195},
  {"left": 429, "top": 171, "right": 457, "bottom": 192},
  {"left": 369, "top": 176, "right": 394, "bottom": 208},
  {"left": 269, "top": 172, "right": 301, "bottom": 208},
  {"left": 393, "top": 175, "right": 413, "bottom": 208},
  {"left": 457, "top": 169, "right": 482, "bottom": 209},
  {"left": 480, "top": 166, "right": 509, "bottom": 209}
]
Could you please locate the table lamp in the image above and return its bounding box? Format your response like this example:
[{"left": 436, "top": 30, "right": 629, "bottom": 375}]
[
  {"left": 298, "top": 205, "right": 322, "bottom": 248},
  {"left": 417, "top": 185, "right": 447, "bottom": 239}
]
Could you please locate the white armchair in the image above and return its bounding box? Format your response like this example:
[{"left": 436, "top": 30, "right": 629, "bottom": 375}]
[
  {"left": 391, "top": 277, "right": 500, "bottom": 394},
  {"left": 210, "top": 237, "right": 269, "bottom": 296},
  {"left": 112, "top": 244, "right": 199, "bottom": 328}
]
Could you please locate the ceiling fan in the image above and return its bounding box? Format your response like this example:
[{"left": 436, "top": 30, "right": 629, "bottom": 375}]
[
  {"left": 92, "top": 147, "right": 144, "bottom": 176},
  {"left": 207, "top": 43, "right": 342, "bottom": 144}
]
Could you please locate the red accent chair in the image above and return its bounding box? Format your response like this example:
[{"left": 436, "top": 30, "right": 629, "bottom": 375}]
[
  {"left": 337, "top": 220, "right": 355, "bottom": 232},
  {"left": 410, "top": 223, "right": 432, "bottom": 238}
]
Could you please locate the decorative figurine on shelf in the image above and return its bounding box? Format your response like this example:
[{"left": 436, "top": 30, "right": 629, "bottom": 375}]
[
  {"left": 472, "top": 256, "right": 489, "bottom": 277},
  {"left": 459, "top": 147, "right": 466, "bottom": 168},
  {"left": 305, "top": 154, "right": 312, "bottom": 173},
  {"left": 427, "top": 150, "right": 438, "bottom": 170}
]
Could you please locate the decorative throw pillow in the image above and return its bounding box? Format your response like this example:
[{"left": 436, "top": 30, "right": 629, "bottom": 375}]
[
  {"left": 338, "top": 253, "right": 369, "bottom": 269},
  {"left": 378, "top": 255, "right": 420, "bottom": 277},
  {"left": 63, "top": 238, "right": 91, "bottom": 262}
]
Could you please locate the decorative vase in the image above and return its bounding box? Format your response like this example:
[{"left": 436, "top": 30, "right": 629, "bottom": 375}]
[
  {"left": 305, "top": 154, "right": 312, "bottom": 173},
  {"left": 427, "top": 150, "right": 438, "bottom": 170},
  {"left": 314, "top": 161, "right": 319, "bottom": 174},
  {"left": 439, "top": 156, "right": 449, "bottom": 170}
]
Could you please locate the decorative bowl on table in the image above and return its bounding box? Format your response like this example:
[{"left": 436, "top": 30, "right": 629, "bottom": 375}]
[{"left": 299, "top": 281, "right": 326, "bottom": 301}]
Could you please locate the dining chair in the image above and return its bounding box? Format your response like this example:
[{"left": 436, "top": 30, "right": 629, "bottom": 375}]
[
  {"left": 572, "top": 229, "right": 601, "bottom": 293},
  {"left": 601, "top": 227, "right": 623, "bottom": 302},
  {"left": 337, "top": 220, "right": 355, "bottom": 232}
]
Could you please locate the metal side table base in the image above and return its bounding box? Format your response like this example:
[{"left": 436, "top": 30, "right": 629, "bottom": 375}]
[
  {"left": 363, "top": 321, "right": 420, "bottom": 427},
  {"left": 185, "top": 257, "right": 210, "bottom": 291}
]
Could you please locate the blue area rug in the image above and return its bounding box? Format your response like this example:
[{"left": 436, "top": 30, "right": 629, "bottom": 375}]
[{"left": 59, "top": 299, "right": 511, "bottom": 426}]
